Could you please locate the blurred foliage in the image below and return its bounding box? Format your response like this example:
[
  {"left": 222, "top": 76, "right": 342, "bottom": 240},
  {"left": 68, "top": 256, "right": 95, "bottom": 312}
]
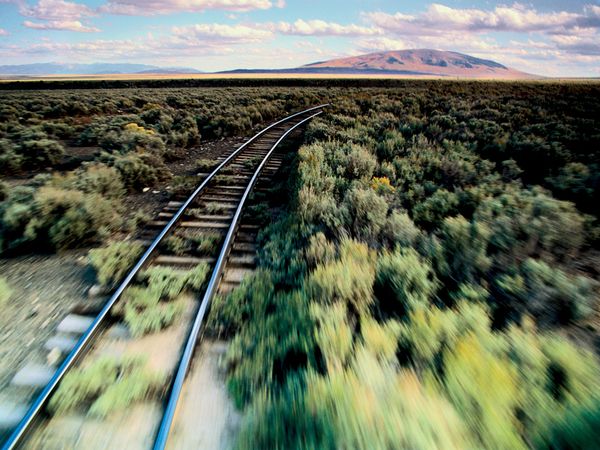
[
  {"left": 118, "top": 264, "right": 209, "bottom": 336},
  {"left": 0, "top": 277, "right": 12, "bottom": 306},
  {"left": 211, "top": 83, "right": 600, "bottom": 449},
  {"left": 1, "top": 82, "right": 600, "bottom": 447},
  {"left": 89, "top": 240, "right": 144, "bottom": 287},
  {"left": 49, "top": 356, "right": 163, "bottom": 418}
]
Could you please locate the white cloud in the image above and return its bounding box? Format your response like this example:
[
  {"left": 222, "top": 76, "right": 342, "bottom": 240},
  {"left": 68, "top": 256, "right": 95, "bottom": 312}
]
[
  {"left": 273, "top": 19, "right": 381, "bottom": 36},
  {"left": 23, "top": 20, "right": 100, "bottom": 32},
  {"left": 359, "top": 2, "right": 600, "bottom": 71},
  {"left": 21, "top": 0, "right": 96, "bottom": 21},
  {"left": 0, "top": 28, "right": 9, "bottom": 36},
  {"left": 99, "top": 0, "right": 275, "bottom": 15},
  {"left": 364, "top": 3, "right": 600, "bottom": 35},
  {"left": 4, "top": 22, "right": 273, "bottom": 62},
  {"left": 172, "top": 23, "right": 272, "bottom": 43},
  {"left": 19, "top": 0, "right": 99, "bottom": 32}
]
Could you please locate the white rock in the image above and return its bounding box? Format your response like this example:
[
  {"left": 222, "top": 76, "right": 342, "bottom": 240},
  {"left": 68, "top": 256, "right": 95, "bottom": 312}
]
[
  {"left": 0, "top": 403, "right": 28, "bottom": 430},
  {"left": 44, "top": 335, "right": 76, "bottom": 352},
  {"left": 143, "top": 187, "right": 150, "bottom": 192},
  {"left": 47, "top": 347, "right": 62, "bottom": 366},
  {"left": 57, "top": 314, "right": 94, "bottom": 334},
  {"left": 88, "top": 284, "right": 108, "bottom": 297},
  {"left": 11, "top": 364, "right": 53, "bottom": 388}
]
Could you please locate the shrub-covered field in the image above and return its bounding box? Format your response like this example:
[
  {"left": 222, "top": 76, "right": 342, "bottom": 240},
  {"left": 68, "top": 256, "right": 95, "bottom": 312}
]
[
  {"left": 207, "top": 81, "right": 600, "bottom": 449},
  {"left": 0, "top": 87, "right": 327, "bottom": 253},
  {"left": 2, "top": 81, "right": 600, "bottom": 448}
]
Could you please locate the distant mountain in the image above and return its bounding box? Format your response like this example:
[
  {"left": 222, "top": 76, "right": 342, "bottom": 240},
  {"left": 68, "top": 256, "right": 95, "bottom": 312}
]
[
  {"left": 0, "top": 62, "right": 202, "bottom": 75},
  {"left": 225, "top": 49, "right": 539, "bottom": 79},
  {"left": 302, "top": 49, "right": 537, "bottom": 79}
]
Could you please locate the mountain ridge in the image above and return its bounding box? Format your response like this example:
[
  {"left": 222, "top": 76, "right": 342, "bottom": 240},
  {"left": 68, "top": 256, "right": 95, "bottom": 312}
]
[
  {"left": 0, "top": 62, "right": 202, "bottom": 75},
  {"left": 0, "top": 50, "right": 539, "bottom": 79}
]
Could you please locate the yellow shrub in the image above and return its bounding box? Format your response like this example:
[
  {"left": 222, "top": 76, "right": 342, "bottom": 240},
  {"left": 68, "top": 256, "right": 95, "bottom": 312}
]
[
  {"left": 371, "top": 176, "right": 394, "bottom": 194},
  {"left": 124, "top": 122, "right": 155, "bottom": 135}
]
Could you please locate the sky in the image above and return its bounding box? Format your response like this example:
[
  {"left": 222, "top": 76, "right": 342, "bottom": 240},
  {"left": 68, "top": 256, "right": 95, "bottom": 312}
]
[{"left": 0, "top": 0, "right": 599, "bottom": 76}]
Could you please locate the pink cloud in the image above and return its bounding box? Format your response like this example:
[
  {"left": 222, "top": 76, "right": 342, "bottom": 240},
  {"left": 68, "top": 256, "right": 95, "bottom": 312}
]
[
  {"left": 18, "top": 0, "right": 99, "bottom": 32},
  {"left": 273, "top": 19, "right": 381, "bottom": 36},
  {"left": 99, "top": 0, "right": 275, "bottom": 15},
  {"left": 21, "top": 0, "right": 96, "bottom": 21},
  {"left": 172, "top": 23, "right": 272, "bottom": 43},
  {"left": 23, "top": 20, "right": 100, "bottom": 32},
  {"left": 364, "top": 3, "right": 600, "bottom": 35}
]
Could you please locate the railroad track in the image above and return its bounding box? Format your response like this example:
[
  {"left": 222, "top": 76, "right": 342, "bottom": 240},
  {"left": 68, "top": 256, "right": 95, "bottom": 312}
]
[{"left": 1, "top": 104, "right": 327, "bottom": 450}]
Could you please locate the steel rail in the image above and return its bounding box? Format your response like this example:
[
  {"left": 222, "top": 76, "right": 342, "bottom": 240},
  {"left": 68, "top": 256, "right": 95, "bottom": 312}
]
[
  {"left": 1, "top": 104, "right": 328, "bottom": 450},
  {"left": 152, "top": 110, "right": 323, "bottom": 450}
]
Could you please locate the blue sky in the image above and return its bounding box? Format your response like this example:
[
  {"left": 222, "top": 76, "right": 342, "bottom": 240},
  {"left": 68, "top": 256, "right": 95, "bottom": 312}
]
[{"left": 1, "top": 0, "right": 599, "bottom": 76}]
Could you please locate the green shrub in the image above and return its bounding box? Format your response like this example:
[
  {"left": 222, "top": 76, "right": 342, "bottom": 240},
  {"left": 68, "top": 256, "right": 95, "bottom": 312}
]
[
  {"left": 121, "top": 285, "right": 187, "bottom": 337},
  {"left": 205, "top": 202, "right": 230, "bottom": 214},
  {"left": 0, "top": 181, "right": 8, "bottom": 202},
  {"left": 49, "top": 356, "right": 164, "bottom": 418},
  {"left": 89, "top": 241, "right": 144, "bottom": 287},
  {"left": 495, "top": 259, "right": 596, "bottom": 324},
  {"left": 341, "top": 187, "right": 388, "bottom": 243},
  {"left": 18, "top": 138, "right": 65, "bottom": 167},
  {"left": 69, "top": 164, "right": 126, "bottom": 199},
  {"left": 534, "top": 397, "right": 600, "bottom": 450},
  {"left": 101, "top": 152, "right": 170, "bottom": 190},
  {"left": 196, "top": 158, "right": 216, "bottom": 172},
  {"left": 28, "top": 187, "right": 122, "bottom": 249},
  {"left": 475, "top": 186, "right": 585, "bottom": 263},
  {"left": 226, "top": 289, "right": 318, "bottom": 408},
  {"left": 0, "top": 184, "right": 122, "bottom": 251},
  {"left": 305, "top": 232, "right": 336, "bottom": 268},
  {"left": 237, "top": 361, "right": 472, "bottom": 450},
  {"left": 192, "top": 232, "right": 222, "bottom": 255},
  {"left": 374, "top": 248, "right": 438, "bottom": 317},
  {"left": 120, "top": 264, "right": 209, "bottom": 336},
  {"left": 306, "top": 240, "right": 375, "bottom": 313},
  {"left": 170, "top": 175, "right": 197, "bottom": 197},
  {"left": 208, "top": 270, "right": 274, "bottom": 337},
  {"left": 436, "top": 216, "right": 491, "bottom": 288},
  {"left": 0, "top": 139, "right": 23, "bottom": 173},
  {"left": 413, "top": 189, "right": 460, "bottom": 230},
  {"left": 162, "top": 235, "right": 190, "bottom": 255},
  {"left": 381, "top": 211, "right": 421, "bottom": 249}
]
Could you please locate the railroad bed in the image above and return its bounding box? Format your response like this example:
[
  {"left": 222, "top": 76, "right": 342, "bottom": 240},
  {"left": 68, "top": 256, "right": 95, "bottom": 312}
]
[{"left": 0, "top": 104, "right": 326, "bottom": 450}]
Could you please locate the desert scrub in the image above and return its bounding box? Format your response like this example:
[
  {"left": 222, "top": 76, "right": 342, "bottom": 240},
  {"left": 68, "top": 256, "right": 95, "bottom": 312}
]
[
  {"left": 0, "top": 181, "right": 8, "bottom": 202},
  {"left": 192, "top": 232, "right": 222, "bottom": 255},
  {"left": 165, "top": 230, "right": 222, "bottom": 255},
  {"left": 214, "top": 174, "right": 237, "bottom": 185},
  {"left": 197, "top": 158, "right": 216, "bottom": 172},
  {"left": 120, "top": 264, "right": 209, "bottom": 336},
  {"left": 243, "top": 155, "right": 263, "bottom": 169},
  {"left": 0, "top": 185, "right": 122, "bottom": 251},
  {"left": 205, "top": 202, "right": 230, "bottom": 214},
  {"left": 0, "top": 277, "right": 12, "bottom": 306},
  {"left": 170, "top": 175, "right": 197, "bottom": 197},
  {"left": 89, "top": 241, "right": 144, "bottom": 287},
  {"left": 49, "top": 356, "right": 163, "bottom": 418},
  {"left": 162, "top": 235, "right": 190, "bottom": 255}
]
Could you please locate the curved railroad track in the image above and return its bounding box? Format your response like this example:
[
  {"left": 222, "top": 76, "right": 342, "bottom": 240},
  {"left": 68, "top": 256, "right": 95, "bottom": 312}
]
[{"left": 1, "top": 104, "right": 327, "bottom": 450}]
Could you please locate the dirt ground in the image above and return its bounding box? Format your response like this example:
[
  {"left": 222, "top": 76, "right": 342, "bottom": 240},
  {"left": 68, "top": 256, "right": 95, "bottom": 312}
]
[
  {"left": 0, "top": 251, "right": 94, "bottom": 392},
  {"left": 165, "top": 340, "right": 240, "bottom": 450}
]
